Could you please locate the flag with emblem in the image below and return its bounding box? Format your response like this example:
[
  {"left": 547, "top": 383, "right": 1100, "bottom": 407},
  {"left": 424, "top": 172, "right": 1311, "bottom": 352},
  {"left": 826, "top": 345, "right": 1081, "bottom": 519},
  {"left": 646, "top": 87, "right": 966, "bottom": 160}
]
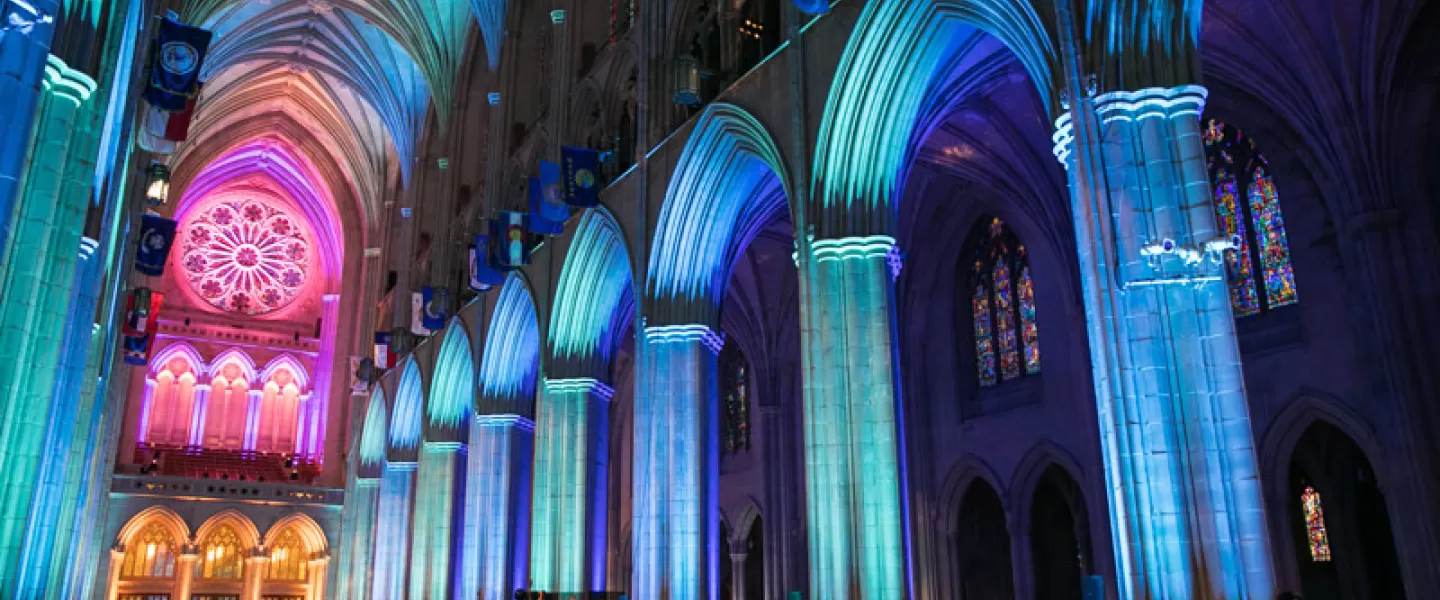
[
  {"left": 421, "top": 286, "right": 450, "bottom": 331},
  {"left": 134, "top": 213, "right": 178, "bottom": 276},
  {"left": 529, "top": 176, "right": 565, "bottom": 235},
  {"left": 561, "top": 146, "right": 601, "bottom": 207},
  {"left": 123, "top": 333, "right": 156, "bottom": 366},
  {"left": 144, "top": 14, "right": 213, "bottom": 111},
  {"left": 538, "top": 160, "right": 569, "bottom": 221},
  {"left": 137, "top": 84, "right": 200, "bottom": 154},
  {"left": 490, "top": 211, "right": 530, "bottom": 269},
  {"left": 122, "top": 288, "right": 165, "bottom": 337},
  {"left": 469, "top": 234, "right": 505, "bottom": 290},
  {"left": 374, "top": 331, "right": 395, "bottom": 369}
]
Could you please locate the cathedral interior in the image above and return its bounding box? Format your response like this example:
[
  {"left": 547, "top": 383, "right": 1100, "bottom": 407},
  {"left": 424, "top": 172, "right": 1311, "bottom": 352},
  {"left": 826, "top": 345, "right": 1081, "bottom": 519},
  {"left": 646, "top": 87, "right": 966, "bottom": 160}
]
[{"left": 0, "top": 0, "right": 1437, "bottom": 598}]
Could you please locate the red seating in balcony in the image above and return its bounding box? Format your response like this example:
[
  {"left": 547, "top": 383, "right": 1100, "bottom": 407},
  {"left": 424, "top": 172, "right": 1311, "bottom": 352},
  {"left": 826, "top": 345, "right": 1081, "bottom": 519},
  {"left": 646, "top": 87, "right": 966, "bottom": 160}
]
[{"left": 133, "top": 444, "right": 320, "bottom": 484}]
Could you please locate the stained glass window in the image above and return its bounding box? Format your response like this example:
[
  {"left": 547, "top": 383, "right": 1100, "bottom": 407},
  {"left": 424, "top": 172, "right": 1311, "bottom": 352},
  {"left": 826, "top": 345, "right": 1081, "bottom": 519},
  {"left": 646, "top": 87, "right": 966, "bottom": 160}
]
[
  {"left": 120, "top": 523, "right": 177, "bottom": 579},
  {"left": 1301, "top": 485, "right": 1332, "bottom": 562},
  {"left": 720, "top": 340, "right": 750, "bottom": 455},
  {"left": 181, "top": 199, "right": 311, "bottom": 316},
  {"left": 197, "top": 525, "right": 245, "bottom": 580},
  {"left": 966, "top": 217, "right": 1040, "bottom": 387},
  {"left": 1203, "top": 119, "right": 1298, "bottom": 317},
  {"left": 264, "top": 526, "right": 308, "bottom": 581}
]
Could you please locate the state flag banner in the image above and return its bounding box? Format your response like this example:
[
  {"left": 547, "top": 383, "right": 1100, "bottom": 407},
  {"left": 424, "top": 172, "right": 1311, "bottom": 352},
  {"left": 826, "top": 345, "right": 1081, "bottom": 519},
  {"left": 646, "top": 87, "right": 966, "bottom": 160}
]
[
  {"left": 411, "top": 292, "right": 432, "bottom": 336},
  {"left": 561, "top": 146, "right": 601, "bottom": 207},
  {"left": 144, "top": 15, "right": 214, "bottom": 112},
  {"left": 122, "top": 288, "right": 165, "bottom": 338},
  {"left": 421, "top": 286, "right": 449, "bottom": 331},
  {"left": 538, "top": 160, "right": 570, "bottom": 221},
  {"left": 469, "top": 234, "right": 505, "bottom": 290},
  {"left": 529, "top": 176, "right": 565, "bottom": 235},
  {"left": 135, "top": 214, "right": 178, "bottom": 276},
  {"left": 123, "top": 334, "right": 156, "bottom": 366},
  {"left": 374, "top": 331, "right": 394, "bottom": 369},
  {"left": 490, "top": 211, "right": 529, "bottom": 269}
]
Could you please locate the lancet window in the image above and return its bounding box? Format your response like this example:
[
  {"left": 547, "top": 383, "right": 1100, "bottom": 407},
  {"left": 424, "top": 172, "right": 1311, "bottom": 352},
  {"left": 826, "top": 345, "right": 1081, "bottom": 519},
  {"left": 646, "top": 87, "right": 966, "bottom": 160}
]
[
  {"left": 966, "top": 217, "right": 1040, "bottom": 387},
  {"left": 1203, "top": 119, "right": 1299, "bottom": 317},
  {"left": 720, "top": 340, "right": 750, "bottom": 455}
]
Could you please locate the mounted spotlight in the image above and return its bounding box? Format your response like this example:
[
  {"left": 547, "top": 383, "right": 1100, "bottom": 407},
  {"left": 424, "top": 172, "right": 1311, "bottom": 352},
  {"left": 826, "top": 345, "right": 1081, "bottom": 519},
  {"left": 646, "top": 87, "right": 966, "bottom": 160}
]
[
  {"left": 145, "top": 161, "right": 171, "bottom": 206},
  {"left": 673, "top": 54, "right": 702, "bottom": 106}
]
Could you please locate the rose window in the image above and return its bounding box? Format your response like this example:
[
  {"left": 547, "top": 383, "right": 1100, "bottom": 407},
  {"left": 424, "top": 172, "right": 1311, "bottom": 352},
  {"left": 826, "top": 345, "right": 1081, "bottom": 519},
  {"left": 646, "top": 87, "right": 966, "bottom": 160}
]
[{"left": 182, "top": 199, "right": 310, "bottom": 315}]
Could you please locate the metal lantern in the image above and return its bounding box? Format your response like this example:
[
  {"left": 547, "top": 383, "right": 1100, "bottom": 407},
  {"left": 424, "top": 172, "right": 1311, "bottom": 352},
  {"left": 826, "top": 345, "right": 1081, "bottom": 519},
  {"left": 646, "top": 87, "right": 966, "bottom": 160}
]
[
  {"left": 673, "top": 54, "right": 702, "bottom": 106},
  {"left": 145, "top": 161, "right": 170, "bottom": 206}
]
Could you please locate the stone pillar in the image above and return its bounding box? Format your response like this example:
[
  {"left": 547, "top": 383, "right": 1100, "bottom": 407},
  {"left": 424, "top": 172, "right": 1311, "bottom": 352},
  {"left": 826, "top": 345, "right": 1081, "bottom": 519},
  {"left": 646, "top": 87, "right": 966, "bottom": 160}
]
[
  {"left": 0, "top": 53, "right": 97, "bottom": 591},
  {"left": 174, "top": 546, "right": 199, "bottom": 599},
  {"left": 1052, "top": 85, "right": 1274, "bottom": 598},
  {"left": 136, "top": 378, "right": 158, "bottom": 445},
  {"left": 631, "top": 324, "right": 721, "bottom": 600},
  {"left": 730, "top": 544, "right": 749, "bottom": 600},
  {"left": 466, "top": 414, "right": 535, "bottom": 600},
  {"left": 103, "top": 547, "right": 122, "bottom": 600},
  {"left": 373, "top": 462, "right": 417, "bottom": 600},
  {"left": 242, "top": 551, "right": 268, "bottom": 600},
  {"left": 243, "top": 389, "right": 264, "bottom": 452},
  {"left": 0, "top": 0, "right": 61, "bottom": 252},
  {"left": 336, "top": 477, "right": 380, "bottom": 600},
  {"left": 529, "top": 378, "right": 612, "bottom": 595},
  {"left": 309, "top": 293, "right": 341, "bottom": 461},
  {"left": 189, "top": 384, "right": 211, "bottom": 448},
  {"left": 797, "top": 235, "right": 907, "bottom": 600},
  {"left": 757, "top": 401, "right": 802, "bottom": 598},
  {"left": 308, "top": 554, "right": 330, "bottom": 600},
  {"left": 410, "top": 441, "right": 468, "bottom": 599},
  {"left": 549, "top": 7, "right": 573, "bottom": 149}
]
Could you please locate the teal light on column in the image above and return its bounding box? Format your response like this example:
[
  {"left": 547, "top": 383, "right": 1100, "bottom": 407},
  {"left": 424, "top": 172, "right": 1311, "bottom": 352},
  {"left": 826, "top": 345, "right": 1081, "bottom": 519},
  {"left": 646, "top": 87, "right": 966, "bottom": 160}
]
[
  {"left": 374, "top": 462, "right": 418, "bottom": 599},
  {"left": 389, "top": 359, "right": 423, "bottom": 450},
  {"left": 530, "top": 378, "right": 612, "bottom": 594},
  {"left": 632, "top": 325, "right": 723, "bottom": 600},
  {"left": 412, "top": 320, "right": 474, "bottom": 598},
  {"left": 337, "top": 478, "right": 381, "bottom": 599},
  {"left": 1054, "top": 85, "right": 1274, "bottom": 598},
  {"left": 361, "top": 390, "right": 391, "bottom": 468},
  {"left": 469, "top": 415, "right": 534, "bottom": 600},
  {"left": 548, "top": 208, "right": 633, "bottom": 368},
  {"left": 426, "top": 319, "right": 474, "bottom": 429},
  {"left": 0, "top": 53, "right": 97, "bottom": 592},
  {"left": 478, "top": 274, "right": 540, "bottom": 403},
  {"left": 799, "top": 236, "right": 906, "bottom": 600}
]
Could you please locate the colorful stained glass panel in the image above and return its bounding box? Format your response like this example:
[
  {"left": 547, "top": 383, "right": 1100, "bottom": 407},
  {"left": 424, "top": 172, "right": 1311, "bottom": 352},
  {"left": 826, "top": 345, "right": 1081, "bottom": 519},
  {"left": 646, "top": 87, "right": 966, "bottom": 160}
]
[
  {"left": 1301, "top": 486, "right": 1332, "bottom": 562},
  {"left": 973, "top": 282, "right": 996, "bottom": 387},
  {"left": 1248, "top": 167, "right": 1298, "bottom": 308},
  {"left": 993, "top": 259, "right": 1019, "bottom": 381},
  {"left": 1018, "top": 262, "right": 1040, "bottom": 375}
]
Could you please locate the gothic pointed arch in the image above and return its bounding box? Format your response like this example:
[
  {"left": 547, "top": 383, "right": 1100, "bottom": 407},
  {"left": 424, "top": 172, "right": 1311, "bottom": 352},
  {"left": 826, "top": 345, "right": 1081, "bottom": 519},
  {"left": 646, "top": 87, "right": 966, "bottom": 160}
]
[
  {"left": 428, "top": 317, "right": 475, "bottom": 440},
  {"left": 149, "top": 342, "right": 208, "bottom": 378},
  {"left": 194, "top": 509, "right": 262, "bottom": 549},
  {"left": 388, "top": 358, "right": 424, "bottom": 460},
  {"left": 208, "top": 348, "right": 259, "bottom": 382},
  {"left": 359, "top": 388, "right": 390, "bottom": 476},
  {"left": 647, "top": 102, "right": 791, "bottom": 327},
  {"left": 116, "top": 506, "right": 192, "bottom": 550},
  {"left": 262, "top": 512, "right": 329, "bottom": 554},
  {"left": 260, "top": 354, "right": 312, "bottom": 391},
  {"left": 479, "top": 272, "right": 541, "bottom": 415},
  {"left": 549, "top": 207, "right": 636, "bottom": 380}
]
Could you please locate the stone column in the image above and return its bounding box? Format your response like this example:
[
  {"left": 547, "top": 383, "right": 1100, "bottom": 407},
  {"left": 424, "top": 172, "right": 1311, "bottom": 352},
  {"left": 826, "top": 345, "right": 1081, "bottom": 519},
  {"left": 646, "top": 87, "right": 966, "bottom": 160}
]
[
  {"left": 189, "top": 384, "right": 211, "bottom": 448},
  {"left": 136, "top": 378, "right": 158, "bottom": 445},
  {"left": 373, "top": 462, "right": 417, "bottom": 600},
  {"left": 242, "top": 551, "right": 268, "bottom": 600},
  {"left": 335, "top": 477, "right": 380, "bottom": 600},
  {"left": 549, "top": 6, "right": 573, "bottom": 149},
  {"left": 243, "top": 389, "right": 264, "bottom": 452},
  {"left": 797, "top": 236, "right": 907, "bottom": 600},
  {"left": 0, "top": 0, "right": 61, "bottom": 252},
  {"left": 466, "top": 414, "right": 535, "bottom": 600},
  {"left": 631, "top": 325, "right": 722, "bottom": 600},
  {"left": 103, "top": 547, "right": 122, "bottom": 600},
  {"left": 410, "top": 441, "right": 468, "bottom": 598},
  {"left": 530, "top": 378, "right": 612, "bottom": 595},
  {"left": 730, "top": 543, "right": 749, "bottom": 600},
  {"left": 1052, "top": 85, "right": 1274, "bottom": 598},
  {"left": 309, "top": 293, "right": 341, "bottom": 460},
  {"left": 307, "top": 554, "right": 330, "bottom": 600},
  {"left": 174, "top": 546, "right": 199, "bottom": 599},
  {"left": 0, "top": 53, "right": 97, "bottom": 591}
]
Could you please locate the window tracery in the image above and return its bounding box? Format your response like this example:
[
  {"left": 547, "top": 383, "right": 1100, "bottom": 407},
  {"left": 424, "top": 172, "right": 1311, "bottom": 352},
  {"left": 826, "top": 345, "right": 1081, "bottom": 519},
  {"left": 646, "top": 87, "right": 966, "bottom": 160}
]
[
  {"left": 120, "top": 523, "right": 177, "bottom": 579},
  {"left": 181, "top": 199, "right": 311, "bottom": 316},
  {"left": 966, "top": 217, "right": 1040, "bottom": 387},
  {"left": 1203, "top": 119, "right": 1298, "bottom": 317},
  {"left": 264, "top": 526, "right": 309, "bottom": 581},
  {"left": 197, "top": 524, "right": 245, "bottom": 579}
]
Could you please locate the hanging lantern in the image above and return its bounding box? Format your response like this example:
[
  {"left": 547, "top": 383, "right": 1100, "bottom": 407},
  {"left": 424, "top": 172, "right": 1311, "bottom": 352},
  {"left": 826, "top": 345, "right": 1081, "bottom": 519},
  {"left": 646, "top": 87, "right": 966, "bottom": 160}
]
[
  {"left": 145, "top": 161, "right": 170, "bottom": 206},
  {"left": 673, "top": 54, "right": 702, "bottom": 106}
]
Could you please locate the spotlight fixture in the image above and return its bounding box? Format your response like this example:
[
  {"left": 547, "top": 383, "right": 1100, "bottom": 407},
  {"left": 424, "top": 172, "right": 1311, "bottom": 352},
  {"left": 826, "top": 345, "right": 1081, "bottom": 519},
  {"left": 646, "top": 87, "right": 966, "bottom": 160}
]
[{"left": 145, "top": 161, "right": 170, "bottom": 206}]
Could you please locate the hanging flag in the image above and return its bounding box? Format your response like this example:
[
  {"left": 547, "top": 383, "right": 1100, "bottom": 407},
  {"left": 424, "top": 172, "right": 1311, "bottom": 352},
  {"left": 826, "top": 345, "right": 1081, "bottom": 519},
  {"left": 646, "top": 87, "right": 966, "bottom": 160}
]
[
  {"left": 144, "top": 15, "right": 214, "bottom": 112},
  {"left": 135, "top": 214, "right": 178, "bottom": 276},
  {"left": 421, "top": 286, "right": 450, "bottom": 331},
  {"left": 538, "top": 160, "right": 570, "bottom": 221},
  {"left": 123, "top": 334, "right": 156, "bottom": 366},
  {"left": 410, "top": 292, "right": 432, "bottom": 336},
  {"left": 561, "top": 146, "right": 602, "bottom": 207},
  {"left": 374, "top": 331, "right": 394, "bottom": 369},
  {"left": 469, "top": 234, "right": 505, "bottom": 290},
  {"left": 529, "top": 176, "right": 565, "bottom": 235},
  {"left": 490, "top": 211, "right": 530, "bottom": 269},
  {"left": 122, "top": 288, "right": 165, "bottom": 337},
  {"left": 136, "top": 84, "right": 201, "bottom": 154}
]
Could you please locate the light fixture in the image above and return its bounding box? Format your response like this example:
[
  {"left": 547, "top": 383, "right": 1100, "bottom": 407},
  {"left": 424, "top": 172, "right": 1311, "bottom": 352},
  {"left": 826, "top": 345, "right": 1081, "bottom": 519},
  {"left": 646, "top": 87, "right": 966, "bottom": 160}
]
[{"left": 145, "top": 161, "right": 170, "bottom": 206}]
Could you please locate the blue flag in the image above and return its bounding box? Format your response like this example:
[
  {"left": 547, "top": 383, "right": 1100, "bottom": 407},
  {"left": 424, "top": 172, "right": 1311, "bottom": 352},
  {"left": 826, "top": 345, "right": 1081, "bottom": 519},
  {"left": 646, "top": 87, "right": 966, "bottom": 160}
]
[
  {"left": 421, "top": 286, "right": 449, "bottom": 331},
  {"left": 561, "top": 146, "right": 602, "bottom": 207},
  {"left": 135, "top": 214, "right": 178, "bottom": 276},
  {"left": 144, "top": 15, "right": 214, "bottom": 111},
  {"left": 529, "top": 176, "right": 565, "bottom": 235},
  {"left": 469, "top": 234, "right": 505, "bottom": 289},
  {"left": 123, "top": 334, "right": 155, "bottom": 366},
  {"left": 490, "top": 211, "right": 529, "bottom": 269},
  {"left": 538, "top": 160, "right": 569, "bottom": 221}
]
